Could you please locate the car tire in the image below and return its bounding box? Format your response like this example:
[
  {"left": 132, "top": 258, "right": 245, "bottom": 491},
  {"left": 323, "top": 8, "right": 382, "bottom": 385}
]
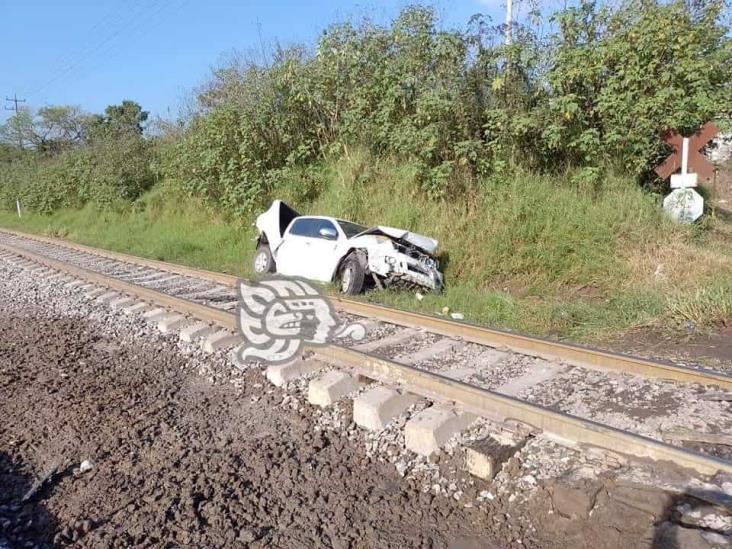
[
  {"left": 340, "top": 254, "right": 365, "bottom": 295},
  {"left": 253, "top": 244, "right": 275, "bottom": 274}
]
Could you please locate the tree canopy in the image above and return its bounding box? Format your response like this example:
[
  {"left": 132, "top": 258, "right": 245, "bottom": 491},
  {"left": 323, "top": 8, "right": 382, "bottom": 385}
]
[{"left": 0, "top": 2, "right": 730, "bottom": 215}]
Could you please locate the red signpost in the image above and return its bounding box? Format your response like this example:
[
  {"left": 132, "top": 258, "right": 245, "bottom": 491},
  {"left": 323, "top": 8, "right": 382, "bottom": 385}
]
[{"left": 655, "top": 122, "right": 719, "bottom": 181}]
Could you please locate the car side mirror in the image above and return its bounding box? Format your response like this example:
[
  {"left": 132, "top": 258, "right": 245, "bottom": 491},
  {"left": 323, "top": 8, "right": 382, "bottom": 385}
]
[{"left": 318, "top": 226, "right": 338, "bottom": 240}]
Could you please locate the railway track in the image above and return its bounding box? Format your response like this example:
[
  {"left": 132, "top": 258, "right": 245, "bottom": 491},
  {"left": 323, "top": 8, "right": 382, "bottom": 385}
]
[{"left": 1, "top": 228, "right": 731, "bottom": 478}]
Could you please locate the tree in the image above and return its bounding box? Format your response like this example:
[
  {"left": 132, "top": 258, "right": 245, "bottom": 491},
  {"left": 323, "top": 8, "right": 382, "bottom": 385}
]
[
  {"left": 88, "top": 100, "right": 149, "bottom": 140},
  {"left": 0, "top": 108, "right": 34, "bottom": 148},
  {"left": 0, "top": 105, "right": 91, "bottom": 153},
  {"left": 544, "top": 0, "right": 732, "bottom": 174},
  {"left": 34, "top": 106, "right": 92, "bottom": 153}
]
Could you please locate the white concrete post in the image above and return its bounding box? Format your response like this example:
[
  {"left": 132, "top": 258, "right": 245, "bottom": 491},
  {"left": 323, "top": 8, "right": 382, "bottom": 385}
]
[{"left": 681, "top": 137, "right": 689, "bottom": 175}]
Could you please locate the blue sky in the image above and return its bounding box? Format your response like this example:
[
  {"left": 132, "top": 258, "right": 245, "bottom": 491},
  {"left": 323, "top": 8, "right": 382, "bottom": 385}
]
[{"left": 0, "top": 0, "right": 508, "bottom": 124}]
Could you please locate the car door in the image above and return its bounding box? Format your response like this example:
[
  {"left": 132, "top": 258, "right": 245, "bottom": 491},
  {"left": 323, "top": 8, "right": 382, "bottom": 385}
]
[
  {"left": 306, "top": 219, "right": 342, "bottom": 282},
  {"left": 274, "top": 217, "right": 317, "bottom": 278},
  {"left": 275, "top": 218, "right": 341, "bottom": 282}
]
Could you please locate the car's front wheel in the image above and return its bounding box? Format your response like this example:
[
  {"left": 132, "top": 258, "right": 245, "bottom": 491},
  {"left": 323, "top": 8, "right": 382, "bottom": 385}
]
[
  {"left": 340, "top": 254, "right": 365, "bottom": 295},
  {"left": 253, "top": 244, "right": 275, "bottom": 274}
]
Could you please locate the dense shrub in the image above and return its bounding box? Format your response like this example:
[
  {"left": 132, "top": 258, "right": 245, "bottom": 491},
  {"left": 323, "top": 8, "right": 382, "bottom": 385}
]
[
  {"left": 165, "top": 1, "right": 729, "bottom": 212},
  {"left": 0, "top": 99, "right": 154, "bottom": 214},
  {"left": 542, "top": 0, "right": 732, "bottom": 174},
  {"left": 0, "top": 135, "right": 154, "bottom": 214},
  {"left": 1, "top": 2, "right": 730, "bottom": 215}
]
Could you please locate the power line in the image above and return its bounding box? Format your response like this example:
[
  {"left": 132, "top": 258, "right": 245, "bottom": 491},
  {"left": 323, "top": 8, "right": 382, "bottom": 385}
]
[
  {"left": 23, "top": 0, "right": 130, "bottom": 97},
  {"left": 34, "top": 0, "right": 189, "bottom": 100},
  {"left": 24, "top": 0, "right": 167, "bottom": 99},
  {"left": 4, "top": 93, "right": 27, "bottom": 147}
]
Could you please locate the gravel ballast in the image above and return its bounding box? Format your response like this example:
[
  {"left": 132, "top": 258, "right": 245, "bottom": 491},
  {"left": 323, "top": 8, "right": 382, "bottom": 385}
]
[{"left": 1, "top": 254, "right": 730, "bottom": 548}]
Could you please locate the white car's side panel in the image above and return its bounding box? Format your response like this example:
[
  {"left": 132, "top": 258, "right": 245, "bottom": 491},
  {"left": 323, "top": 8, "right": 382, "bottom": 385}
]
[
  {"left": 273, "top": 234, "right": 306, "bottom": 277},
  {"left": 306, "top": 238, "right": 340, "bottom": 282},
  {"left": 274, "top": 217, "right": 342, "bottom": 282}
]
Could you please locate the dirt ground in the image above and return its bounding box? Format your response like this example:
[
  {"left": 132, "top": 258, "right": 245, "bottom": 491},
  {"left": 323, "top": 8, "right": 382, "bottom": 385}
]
[
  {"left": 603, "top": 325, "right": 732, "bottom": 374},
  {"left": 0, "top": 305, "right": 502, "bottom": 548},
  {"left": 0, "top": 273, "right": 727, "bottom": 548}
]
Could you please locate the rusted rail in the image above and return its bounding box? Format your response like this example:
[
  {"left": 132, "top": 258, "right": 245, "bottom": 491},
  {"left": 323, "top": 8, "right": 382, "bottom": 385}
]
[
  {"left": 1, "top": 228, "right": 730, "bottom": 390},
  {"left": 2, "top": 240, "right": 730, "bottom": 477}
]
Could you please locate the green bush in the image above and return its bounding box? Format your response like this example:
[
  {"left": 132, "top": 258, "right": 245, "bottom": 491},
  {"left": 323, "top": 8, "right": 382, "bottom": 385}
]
[
  {"left": 543, "top": 0, "right": 731, "bottom": 174},
  {"left": 164, "top": 1, "right": 729, "bottom": 210},
  {"left": 1, "top": 2, "right": 730, "bottom": 215},
  {"left": 0, "top": 136, "right": 153, "bottom": 214}
]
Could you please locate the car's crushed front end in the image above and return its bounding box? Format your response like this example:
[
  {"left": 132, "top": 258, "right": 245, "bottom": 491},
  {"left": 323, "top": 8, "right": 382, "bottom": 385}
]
[{"left": 350, "top": 230, "right": 444, "bottom": 292}]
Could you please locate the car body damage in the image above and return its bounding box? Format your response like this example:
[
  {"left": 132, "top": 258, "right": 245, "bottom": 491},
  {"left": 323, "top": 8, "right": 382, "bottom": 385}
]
[{"left": 253, "top": 200, "right": 444, "bottom": 294}]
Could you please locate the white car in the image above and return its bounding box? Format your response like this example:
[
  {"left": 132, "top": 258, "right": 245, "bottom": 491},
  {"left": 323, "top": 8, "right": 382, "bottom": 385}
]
[{"left": 253, "top": 200, "right": 444, "bottom": 294}]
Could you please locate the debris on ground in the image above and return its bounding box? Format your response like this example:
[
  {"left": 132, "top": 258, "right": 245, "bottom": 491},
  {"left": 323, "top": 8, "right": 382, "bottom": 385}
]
[{"left": 77, "top": 459, "right": 94, "bottom": 474}]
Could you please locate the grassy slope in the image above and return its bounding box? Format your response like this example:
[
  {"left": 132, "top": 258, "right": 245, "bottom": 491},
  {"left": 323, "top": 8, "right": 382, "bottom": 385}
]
[{"left": 2, "top": 151, "right": 731, "bottom": 341}]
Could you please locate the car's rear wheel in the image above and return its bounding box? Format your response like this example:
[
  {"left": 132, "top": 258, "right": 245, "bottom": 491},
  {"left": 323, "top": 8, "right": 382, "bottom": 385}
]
[
  {"left": 340, "top": 255, "right": 365, "bottom": 295},
  {"left": 253, "top": 244, "right": 275, "bottom": 274}
]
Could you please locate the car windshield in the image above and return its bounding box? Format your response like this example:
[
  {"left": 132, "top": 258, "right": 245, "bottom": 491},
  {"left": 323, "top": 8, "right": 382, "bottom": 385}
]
[{"left": 337, "top": 220, "right": 368, "bottom": 239}]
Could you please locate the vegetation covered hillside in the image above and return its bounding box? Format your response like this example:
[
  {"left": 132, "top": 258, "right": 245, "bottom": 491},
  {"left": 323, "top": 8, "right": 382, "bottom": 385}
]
[{"left": 1, "top": 1, "right": 731, "bottom": 340}]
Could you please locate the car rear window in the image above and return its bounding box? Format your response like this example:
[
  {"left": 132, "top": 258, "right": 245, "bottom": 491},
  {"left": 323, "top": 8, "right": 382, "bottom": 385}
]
[{"left": 338, "top": 220, "right": 368, "bottom": 238}]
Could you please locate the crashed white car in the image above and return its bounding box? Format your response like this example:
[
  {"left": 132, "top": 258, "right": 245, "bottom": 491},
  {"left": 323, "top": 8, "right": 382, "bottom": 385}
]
[{"left": 253, "top": 200, "right": 444, "bottom": 294}]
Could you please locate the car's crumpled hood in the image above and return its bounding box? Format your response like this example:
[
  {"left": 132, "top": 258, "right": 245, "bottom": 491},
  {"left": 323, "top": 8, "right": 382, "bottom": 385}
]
[{"left": 354, "top": 226, "right": 438, "bottom": 255}]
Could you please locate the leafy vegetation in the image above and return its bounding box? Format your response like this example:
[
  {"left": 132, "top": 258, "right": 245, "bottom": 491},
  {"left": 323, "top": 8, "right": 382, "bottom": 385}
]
[
  {"left": 0, "top": 1, "right": 730, "bottom": 340},
  {"left": 1, "top": 101, "right": 154, "bottom": 213},
  {"left": 1, "top": 150, "right": 731, "bottom": 341}
]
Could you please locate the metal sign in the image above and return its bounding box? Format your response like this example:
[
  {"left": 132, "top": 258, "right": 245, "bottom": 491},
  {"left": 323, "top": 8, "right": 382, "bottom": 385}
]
[
  {"left": 656, "top": 122, "right": 718, "bottom": 224},
  {"left": 655, "top": 122, "right": 719, "bottom": 181},
  {"left": 663, "top": 188, "right": 704, "bottom": 224}
]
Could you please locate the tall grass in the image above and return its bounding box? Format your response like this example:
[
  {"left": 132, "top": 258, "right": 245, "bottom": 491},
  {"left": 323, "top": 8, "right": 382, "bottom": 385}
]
[
  {"left": 305, "top": 151, "right": 668, "bottom": 294},
  {"left": 1, "top": 150, "right": 730, "bottom": 340},
  {"left": 2, "top": 187, "right": 250, "bottom": 275}
]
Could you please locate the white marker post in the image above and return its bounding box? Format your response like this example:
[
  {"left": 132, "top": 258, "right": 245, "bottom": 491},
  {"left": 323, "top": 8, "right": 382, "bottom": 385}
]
[
  {"left": 664, "top": 138, "right": 704, "bottom": 223},
  {"left": 16, "top": 199, "right": 21, "bottom": 218}
]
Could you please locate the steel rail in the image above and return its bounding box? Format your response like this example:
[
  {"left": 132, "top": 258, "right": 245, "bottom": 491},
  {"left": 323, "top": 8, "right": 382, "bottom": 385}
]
[
  {"left": 2, "top": 241, "right": 730, "bottom": 477},
  {"left": 1, "top": 228, "right": 730, "bottom": 390}
]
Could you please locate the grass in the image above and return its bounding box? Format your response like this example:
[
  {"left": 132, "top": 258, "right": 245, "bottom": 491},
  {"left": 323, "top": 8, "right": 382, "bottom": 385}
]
[
  {"left": 2, "top": 188, "right": 251, "bottom": 276},
  {"left": 2, "top": 150, "right": 731, "bottom": 342}
]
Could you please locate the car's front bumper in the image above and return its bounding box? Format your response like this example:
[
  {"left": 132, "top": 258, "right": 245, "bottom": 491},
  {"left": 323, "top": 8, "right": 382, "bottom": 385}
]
[{"left": 370, "top": 250, "right": 443, "bottom": 292}]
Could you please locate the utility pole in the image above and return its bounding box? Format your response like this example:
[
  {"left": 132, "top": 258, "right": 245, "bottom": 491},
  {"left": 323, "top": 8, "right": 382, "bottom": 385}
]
[
  {"left": 4, "top": 93, "right": 27, "bottom": 148},
  {"left": 505, "top": 0, "right": 513, "bottom": 46},
  {"left": 5, "top": 93, "right": 26, "bottom": 114}
]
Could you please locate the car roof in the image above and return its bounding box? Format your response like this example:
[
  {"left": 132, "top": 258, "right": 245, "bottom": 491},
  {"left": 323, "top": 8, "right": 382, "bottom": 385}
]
[
  {"left": 294, "top": 215, "right": 367, "bottom": 225},
  {"left": 294, "top": 215, "right": 337, "bottom": 221}
]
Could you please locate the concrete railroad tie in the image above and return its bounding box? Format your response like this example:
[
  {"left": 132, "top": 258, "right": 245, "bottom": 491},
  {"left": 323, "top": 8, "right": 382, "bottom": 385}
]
[
  {"left": 353, "top": 386, "right": 421, "bottom": 431},
  {"left": 179, "top": 321, "right": 215, "bottom": 343},
  {"left": 95, "top": 291, "right": 119, "bottom": 303},
  {"left": 85, "top": 287, "right": 107, "bottom": 299},
  {"left": 308, "top": 371, "right": 360, "bottom": 407},
  {"left": 157, "top": 314, "right": 188, "bottom": 334},
  {"left": 201, "top": 330, "right": 242, "bottom": 353},
  {"left": 123, "top": 302, "right": 150, "bottom": 315},
  {"left": 405, "top": 405, "right": 477, "bottom": 457},
  {"left": 143, "top": 308, "right": 169, "bottom": 323},
  {"left": 109, "top": 296, "right": 135, "bottom": 310},
  {"left": 266, "top": 359, "right": 325, "bottom": 387}
]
